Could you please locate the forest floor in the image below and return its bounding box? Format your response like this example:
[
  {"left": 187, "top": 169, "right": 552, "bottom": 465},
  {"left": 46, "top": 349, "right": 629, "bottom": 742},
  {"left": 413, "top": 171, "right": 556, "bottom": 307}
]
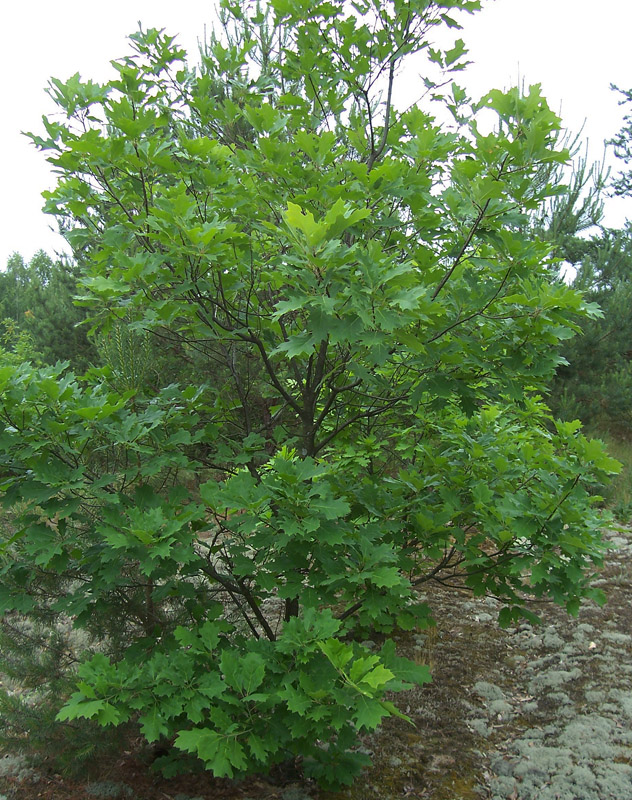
[{"left": 1, "top": 525, "right": 632, "bottom": 800}]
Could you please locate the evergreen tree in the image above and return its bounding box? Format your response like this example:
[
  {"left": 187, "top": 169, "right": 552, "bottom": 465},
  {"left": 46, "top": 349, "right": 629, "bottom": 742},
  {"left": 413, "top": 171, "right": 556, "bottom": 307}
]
[
  {"left": 550, "top": 225, "right": 632, "bottom": 435},
  {"left": 0, "top": 254, "right": 29, "bottom": 322},
  {"left": 543, "top": 90, "right": 632, "bottom": 436},
  {"left": 611, "top": 85, "right": 632, "bottom": 198},
  {"left": 0, "top": 250, "right": 96, "bottom": 369}
]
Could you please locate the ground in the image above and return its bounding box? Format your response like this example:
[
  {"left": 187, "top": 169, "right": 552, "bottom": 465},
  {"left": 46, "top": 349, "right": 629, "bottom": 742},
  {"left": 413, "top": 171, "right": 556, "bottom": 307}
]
[{"left": 1, "top": 526, "right": 631, "bottom": 800}]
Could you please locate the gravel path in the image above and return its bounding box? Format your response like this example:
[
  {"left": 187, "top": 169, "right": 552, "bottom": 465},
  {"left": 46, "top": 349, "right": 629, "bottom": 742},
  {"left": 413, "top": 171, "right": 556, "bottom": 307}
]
[{"left": 472, "top": 528, "right": 632, "bottom": 800}]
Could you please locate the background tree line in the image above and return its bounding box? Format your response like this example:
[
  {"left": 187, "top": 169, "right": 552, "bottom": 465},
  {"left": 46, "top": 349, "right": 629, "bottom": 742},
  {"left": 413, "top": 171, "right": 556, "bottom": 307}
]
[{"left": 0, "top": 251, "right": 95, "bottom": 369}]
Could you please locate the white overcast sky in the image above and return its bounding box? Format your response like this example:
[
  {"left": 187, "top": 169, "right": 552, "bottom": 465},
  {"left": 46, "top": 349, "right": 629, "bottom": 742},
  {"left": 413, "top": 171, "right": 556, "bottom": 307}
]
[{"left": 1, "top": 0, "right": 631, "bottom": 268}]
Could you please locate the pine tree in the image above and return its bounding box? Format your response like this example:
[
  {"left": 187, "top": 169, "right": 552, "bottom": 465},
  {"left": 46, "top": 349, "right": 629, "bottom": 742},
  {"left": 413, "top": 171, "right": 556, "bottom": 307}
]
[
  {"left": 0, "top": 251, "right": 97, "bottom": 370},
  {"left": 542, "top": 93, "right": 632, "bottom": 436}
]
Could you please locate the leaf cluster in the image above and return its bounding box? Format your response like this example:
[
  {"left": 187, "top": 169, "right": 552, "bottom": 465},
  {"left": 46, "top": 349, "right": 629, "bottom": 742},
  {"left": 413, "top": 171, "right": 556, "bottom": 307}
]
[{"left": 0, "top": 251, "right": 96, "bottom": 371}]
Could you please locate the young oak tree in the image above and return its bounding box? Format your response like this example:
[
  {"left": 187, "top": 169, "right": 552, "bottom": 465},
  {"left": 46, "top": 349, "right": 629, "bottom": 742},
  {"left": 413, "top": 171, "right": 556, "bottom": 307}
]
[{"left": 0, "top": 0, "right": 619, "bottom": 787}]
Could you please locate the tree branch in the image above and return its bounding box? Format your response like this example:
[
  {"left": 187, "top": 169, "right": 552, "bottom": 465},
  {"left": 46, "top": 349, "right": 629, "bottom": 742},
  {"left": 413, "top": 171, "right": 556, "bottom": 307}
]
[
  {"left": 366, "top": 59, "right": 396, "bottom": 171},
  {"left": 426, "top": 265, "right": 513, "bottom": 343},
  {"left": 237, "top": 329, "right": 303, "bottom": 415},
  {"left": 432, "top": 155, "right": 511, "bottom": 301}
]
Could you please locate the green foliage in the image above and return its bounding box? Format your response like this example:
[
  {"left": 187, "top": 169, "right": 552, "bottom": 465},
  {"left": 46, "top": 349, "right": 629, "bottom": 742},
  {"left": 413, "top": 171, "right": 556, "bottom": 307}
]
[
  {"left": 0, "top": 317, "right": 41, "bottom": 366},
  {"left": 0, "top": 0, "right": 618, "bottom": 787},
  {"left": 544, "top": 90, "right": 632, "bottom": 441},
  {"left": 531, "top": 128, "right": 607, "bottom": 258},
  {"left": 0, "top": 616, "right": 131, "bottom": 775},
  {"left": 0, "top": 251, "right": 96, "bottom": 370},
  {"left": 549, "top": 223, "right": 632, "bottom": 437},
  {"left": 611, "top": 85, "right": 632, "bottom": 199},
  {"left": 96, "top": 315, "right": 154, "bottom": 393}
]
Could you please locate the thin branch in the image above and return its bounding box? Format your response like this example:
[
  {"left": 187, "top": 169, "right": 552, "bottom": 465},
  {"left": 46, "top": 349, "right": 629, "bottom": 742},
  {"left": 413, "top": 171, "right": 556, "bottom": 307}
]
[
  {"left": 198, "top": 560, "right": 277, "bottom": 641},
  {"left": 366, "top": 59, "right": 396, "bottom": 171},
  {"left": 432, "top": 155, "right": 511, "bottom": 301},
  {"left": 426, "top": 265, "right": 513, "bottom": 343},
  {"left": 313, "top": 378, "right": 362, "bottom": 434},
  {"left": 307, "top": 74, "right": 331, "bottom": 131},
  {"left": 314, "top": 394, "right": 405, "bottom": 454},
  {"left": 239, "top": 329, "right": 303, "bottom": 414},
  {"left": 411, "top": 547, "right": 458, "bottom": 587},
  {"left": 431, "top": 200, "right": 491, "bottom": 301}
]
